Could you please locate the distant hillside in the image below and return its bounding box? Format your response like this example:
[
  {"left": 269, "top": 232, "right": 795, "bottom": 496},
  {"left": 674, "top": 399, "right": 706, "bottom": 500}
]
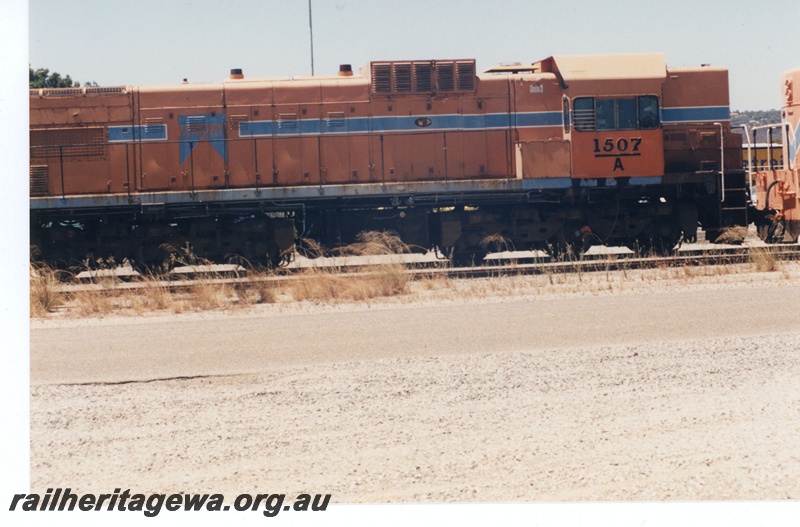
[
  {"left": 731, "top": 110, "right": 782, "bottom": 142},
  {"left": 731, "top": 110, "right": 781, "bottom": 128}
]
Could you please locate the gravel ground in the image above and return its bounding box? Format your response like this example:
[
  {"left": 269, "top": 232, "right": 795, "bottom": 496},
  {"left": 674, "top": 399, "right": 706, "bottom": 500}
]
[{"left": 31, "top": 332, "right": 800, "bottom": 502}]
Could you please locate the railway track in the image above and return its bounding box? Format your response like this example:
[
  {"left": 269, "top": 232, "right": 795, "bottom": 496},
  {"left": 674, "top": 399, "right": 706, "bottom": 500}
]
[{"left": 52, "top": 242, "right": 800, "bottom": 293}]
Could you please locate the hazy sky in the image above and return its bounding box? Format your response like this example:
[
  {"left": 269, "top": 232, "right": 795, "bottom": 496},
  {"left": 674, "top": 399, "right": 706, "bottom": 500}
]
[{"left": 28, "top": 0, "right": 799, "bottom": 111}]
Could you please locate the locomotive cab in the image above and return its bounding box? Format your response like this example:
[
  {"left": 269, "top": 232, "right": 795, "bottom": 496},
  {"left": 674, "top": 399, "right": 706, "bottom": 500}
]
[{"left": 541, "top": 54, "right": 667, "bottom": 180}]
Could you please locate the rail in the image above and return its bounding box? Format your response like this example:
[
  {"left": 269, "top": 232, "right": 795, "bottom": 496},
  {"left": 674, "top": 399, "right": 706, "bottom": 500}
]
[{"left": 55, "top": 243, "right": 800, "bottom": 292}]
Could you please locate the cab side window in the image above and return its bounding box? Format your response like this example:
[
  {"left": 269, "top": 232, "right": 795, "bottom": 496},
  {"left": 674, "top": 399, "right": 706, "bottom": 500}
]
[
  {"left": 637, "top": 95, "right": 659, "bottom": 130},
  {"left": 572, "top": 96, "right": 660, "bottom": 131},
  {"left": 595, "top": 99, "right": 616, "bottom": 131}
]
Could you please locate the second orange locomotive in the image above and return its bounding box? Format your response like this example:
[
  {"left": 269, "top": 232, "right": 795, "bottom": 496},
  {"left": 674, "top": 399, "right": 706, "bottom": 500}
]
[{"left": 30, "top": 53, "right": 747, "bottom": 266}]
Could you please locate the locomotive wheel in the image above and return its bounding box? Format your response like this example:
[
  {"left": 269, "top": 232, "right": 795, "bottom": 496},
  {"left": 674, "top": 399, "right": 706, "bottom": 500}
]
[
  {"left": 757, "top": 220, "right": 785, "bottom": 244},
  {"left": 545, "top": 226, "right": 590, "bottom": 261},
  {"left": 633, "top": 235, "right": 678, "bottom": 257},
  {"left": 132, "top": 242, "right": 178, "bottom": 275},
  {"left": 448, "top": 246, "right": 487, "bottom": 267},
  {"left": 452, "top": 251, "right": 487, "bottom": 267}
]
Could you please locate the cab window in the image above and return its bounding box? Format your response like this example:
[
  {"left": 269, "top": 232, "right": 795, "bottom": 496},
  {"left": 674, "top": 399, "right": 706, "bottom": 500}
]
[
  {"left": 572, "top": 96, "right": 660, "bottom": 131},
  {"left": 637, "top": 95, "right": 659, "bottom": 129}
]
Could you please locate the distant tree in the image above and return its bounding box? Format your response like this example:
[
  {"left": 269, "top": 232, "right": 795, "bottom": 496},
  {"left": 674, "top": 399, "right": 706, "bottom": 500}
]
[{"left": 29, "top": 66, "right": 97, "bottom": 88}]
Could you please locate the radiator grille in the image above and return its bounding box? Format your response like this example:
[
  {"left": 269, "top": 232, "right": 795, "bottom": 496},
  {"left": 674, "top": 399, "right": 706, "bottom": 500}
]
[
  {"left": 435, "top": 63, "right": 455, "bottom": 92},
  {"left": 372, "top": 63, "right": 392, "bottom": 93},
  {"left": 456, "top": 61, "right": 476, "bottom": 91},
  {"left": 393, "top": 63, "right": 413, "bottom": 93},
  {"left": 30, "top": 127, "right": 106, "bottom": 159},
  {"left": 30, "top": 165, "right": 49, "bottom": 196},
  {"left": 85, "top": 86, "right": 126, "bottom": 95},
  {"left": 42, "top": 88, "right": 83, "bottom": 97},
  {"left": 414, "top": 63, "right": 433, "bottom": 92},
  {"left": 30, "top": 86, "right": 127, "bottom": 97}
]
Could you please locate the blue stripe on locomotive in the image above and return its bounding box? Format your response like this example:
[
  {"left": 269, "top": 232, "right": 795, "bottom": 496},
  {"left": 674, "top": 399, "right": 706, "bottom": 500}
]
[
  {"left": 108, "top": 124, "right": 167, "bottom": 142},
  {"left": 661, "top": 106, "right": 730, "bottom": 123},
  {"left": 238, "top": 111, "right": 564, "bottom": 138}
]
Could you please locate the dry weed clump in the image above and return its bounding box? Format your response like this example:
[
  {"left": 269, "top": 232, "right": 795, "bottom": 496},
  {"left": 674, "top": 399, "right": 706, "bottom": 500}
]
[
  {"left": 716, "top": 226, "right": 748, "bottom": 245},
  {"left": 290, "top": 264, "right": 409, "bottom": 302},
  {"left": 189, "top": 282, "right": 233, "bottom": 311},
  {"left": 73, "top": 290, "right": 116, "bottom": 317},
  {"left": 750, "top": 248, "right": 779, "bottom": 272},
  {"left": 480, "top": 233, "right": 514, "bottom": 254},
  {"left": 30, "top": 264, "right": 65, "bottom": 316},
  {"left": 291, "top": 231, "right": 411, "bottom": 302},
  {"left": 335, "top": 230, "right": 414, "bottom": 256},
  {"left": 128, "top": 275, "right": 177, "bottom": 313},
  {"left": 235, "top": 281, "right": 278, "bottom": 305},
  {"left": 418, "top": 274, "right": 453, "bottom": 291}
]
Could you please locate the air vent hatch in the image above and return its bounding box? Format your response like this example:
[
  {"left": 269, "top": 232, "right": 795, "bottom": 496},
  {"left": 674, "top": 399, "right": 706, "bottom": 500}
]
[{"left": 370, "top": 59, "right": 476, "bottom": 96}]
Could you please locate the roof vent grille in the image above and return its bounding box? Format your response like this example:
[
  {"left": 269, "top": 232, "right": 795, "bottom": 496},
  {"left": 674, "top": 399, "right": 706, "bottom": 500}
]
[{"left": 370, "top": 59, "right": 476, "bottom": 96}]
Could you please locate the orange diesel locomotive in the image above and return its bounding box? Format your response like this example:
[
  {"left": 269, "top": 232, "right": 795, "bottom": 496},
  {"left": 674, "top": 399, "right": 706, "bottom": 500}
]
[
  {"left": 751, "top": 68, "right": 800, "bottom": 243},
  {"left": 29, "top": 53, "right": 747, "bottom": 267}
]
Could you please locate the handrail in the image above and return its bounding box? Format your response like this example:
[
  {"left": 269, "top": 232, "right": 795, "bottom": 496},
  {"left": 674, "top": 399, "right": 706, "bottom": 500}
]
[
  {"left": 751, "top": 123, "right": 787, "bottom": 171},
  {"left": 732, "top": 124, "right": 752, "bottom": 177},
  {"left": 713, "top": 122, "right": 724, "bottom": 202}
]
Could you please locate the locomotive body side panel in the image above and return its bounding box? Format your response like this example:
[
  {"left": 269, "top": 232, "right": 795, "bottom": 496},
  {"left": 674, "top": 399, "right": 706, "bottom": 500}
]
[
  {"left": 30, "top": 88, "right": 133, "bottom": 197},
  {"left": 319, "top": 80, "right": 372, "bottom": 184},
  {"left": 510, "top": 73, "right": 568, "bottom": 180},
  {"left": 224, "top": 81, "right": 275, "bottom": 188},
  {"left": 135, "top": 85, "right": 227, "bottom": 191},
  {"left": 479, "top": 79, "right": 514, "bottom": 179},
  {"left": 271, "top": 80, "right": 322, "bottom": 186},
  {"left": 661, "top": 67, "right": 740, "bottom": 174}
]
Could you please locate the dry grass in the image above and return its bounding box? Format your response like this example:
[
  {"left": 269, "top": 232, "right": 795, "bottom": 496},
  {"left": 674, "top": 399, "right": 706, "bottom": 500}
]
[
  {"left": 716, "top": 226, "right": 748, "bottom": 245},
  {"left": 189, "top": 283, "right": 233, "bottom": 311},
  {"left": 29, "top": 231, "right": 413, "bottom": 317},
  {"left": 290, "top": 231, "right": 411, "bottom": 302},
  {"left": 73, "top": 290, "right": 116, "bottom": 317},
  {"left": 29, "top": 233, "right": 800, "bottom": 319},
  {"left": 128, "top": 273, "right": 177, "bottom": 313},
  {"left": 480, "top": 233, "right": 514, "bottom": 253},
  {"left": 234, "top": 281, "right": 278, "bottom": 305},
  {"left": 29, "top": 264, "right": 65, "bottom": 317},
  {"left": 335, "top": 230, "right": 414, "bottom": 256},
  {"left": 750, "top": 248, "right": 779, "bottom": 272}
]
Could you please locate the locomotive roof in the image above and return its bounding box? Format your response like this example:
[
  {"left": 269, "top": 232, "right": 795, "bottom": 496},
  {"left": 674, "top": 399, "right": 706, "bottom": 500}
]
[
  {"left": 537, "top": 53, "right": 667, "bottom": 81},
  {"left": 31, "top": 53, "right": 685, "bottom": 98}
]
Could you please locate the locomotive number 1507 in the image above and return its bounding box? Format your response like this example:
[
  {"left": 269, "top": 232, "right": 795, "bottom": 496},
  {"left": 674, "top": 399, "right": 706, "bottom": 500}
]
[{"left": 592, "top": 137, "right": 643, "bottom": 156}]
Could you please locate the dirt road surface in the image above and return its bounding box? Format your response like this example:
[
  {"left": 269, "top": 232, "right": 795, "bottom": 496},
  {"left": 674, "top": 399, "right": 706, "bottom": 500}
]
[{"left": 30, "top": 282, "right": 800, "bottom": 502}]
